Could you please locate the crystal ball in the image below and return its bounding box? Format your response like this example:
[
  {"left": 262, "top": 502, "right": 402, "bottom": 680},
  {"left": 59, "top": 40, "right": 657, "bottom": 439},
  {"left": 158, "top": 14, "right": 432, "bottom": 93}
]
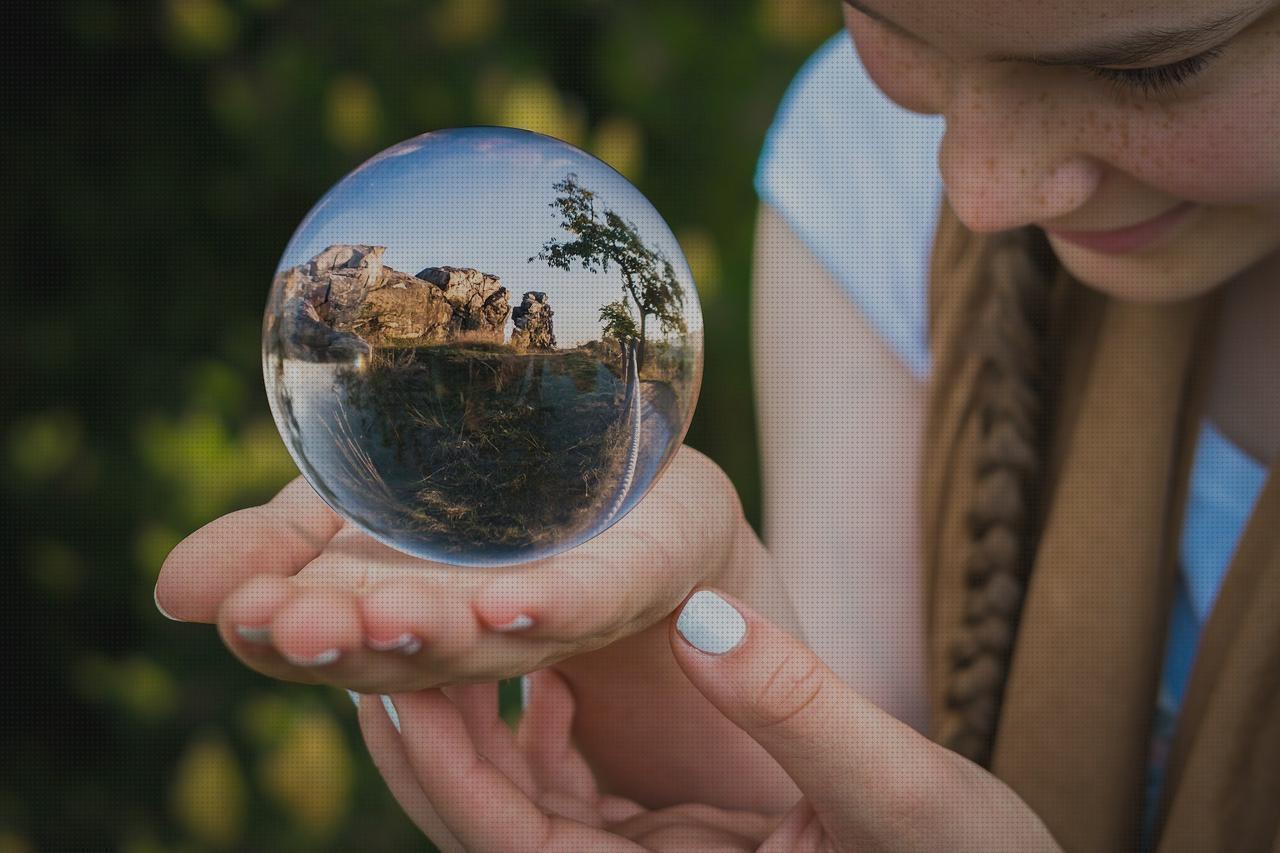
[{"left": 263, "top": 127, "right": 703, "bottom": 567}]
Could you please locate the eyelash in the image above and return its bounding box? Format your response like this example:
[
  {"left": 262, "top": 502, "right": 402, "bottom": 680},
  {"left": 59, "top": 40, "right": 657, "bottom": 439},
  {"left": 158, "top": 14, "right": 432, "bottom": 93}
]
[{"left": 1086, "top": 46, "right": 1225, "bottom": 96}]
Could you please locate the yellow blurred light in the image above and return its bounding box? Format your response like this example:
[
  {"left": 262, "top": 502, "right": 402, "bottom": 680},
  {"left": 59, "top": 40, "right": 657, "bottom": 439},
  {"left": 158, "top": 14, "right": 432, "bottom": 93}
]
[
  {"left": 260, "top": 711, "right": 352, "bottom": 836},
  {"left": 166, "top": 0, "right": 238, "bottom": 56},
  {"left": 494, "top": 78, "right": 585, "bottom": 148},
  {"left": 0, "top": 831, "right": 34, "bottom": 853},
  {"left": 171, "top": 733, "right": 247, "bottom": 848},
  {"left": 326, "top": 76, "right": 382, "bottom": 153},
  {"left": 590, "top": 116, "right": 645, "bottom": 183},
  {"left": 428, "top": 0, "right": 501, "bottom": 45}
]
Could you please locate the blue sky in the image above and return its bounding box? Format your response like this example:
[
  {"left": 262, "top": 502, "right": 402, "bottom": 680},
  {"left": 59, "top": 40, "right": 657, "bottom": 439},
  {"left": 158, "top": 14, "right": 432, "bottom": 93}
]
[{"left": 278, "top": 126, "right": 702, "bottom": 347}]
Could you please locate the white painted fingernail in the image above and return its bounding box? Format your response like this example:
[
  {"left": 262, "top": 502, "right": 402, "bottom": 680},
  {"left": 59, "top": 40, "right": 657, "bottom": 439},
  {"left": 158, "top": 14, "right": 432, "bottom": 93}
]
[
  {"left": 235, "top": 625, "right": 271, "bottom": 643},
  {"left": 676, "top": 590, "right": 746, "bottom": 655},
  {"left": 493, "top": 613, "right": 534, "bottom": 632},
  {"left": 285, "top": 648, "right": 341, "bottom": 667},
  {"left": 520, "top": 673, "right": 532, "bottom": 708},
  {"left": 346, "top": 689, "right": 361, "bottom": 708},
  {"left": 154, "top": 586, "right": 183, "bottom": 622},
  {"left": 380, "top": 695, "right": 401, "bottom": 733},
  {"left": 368, "top": 633, "right": 422, "bottom": 655}
]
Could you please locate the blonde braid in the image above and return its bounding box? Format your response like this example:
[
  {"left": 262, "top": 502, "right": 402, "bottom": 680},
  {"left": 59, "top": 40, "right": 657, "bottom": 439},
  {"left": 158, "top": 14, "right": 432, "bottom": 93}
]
[{"left": 938, "top": 224, "right": 1058, "bottom": 766}]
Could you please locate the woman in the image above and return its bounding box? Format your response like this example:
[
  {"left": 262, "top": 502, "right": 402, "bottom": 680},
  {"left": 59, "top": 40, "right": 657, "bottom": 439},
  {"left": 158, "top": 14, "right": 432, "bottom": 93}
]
[{"left": 156, "top": 0, "right": 1280, "bottom": 848}]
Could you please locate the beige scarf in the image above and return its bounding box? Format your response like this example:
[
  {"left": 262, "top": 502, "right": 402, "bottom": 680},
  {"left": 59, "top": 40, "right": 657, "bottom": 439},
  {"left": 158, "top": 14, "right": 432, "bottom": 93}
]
[{"left": 921, "top": 197, "right": 1280, "bottom": 852}]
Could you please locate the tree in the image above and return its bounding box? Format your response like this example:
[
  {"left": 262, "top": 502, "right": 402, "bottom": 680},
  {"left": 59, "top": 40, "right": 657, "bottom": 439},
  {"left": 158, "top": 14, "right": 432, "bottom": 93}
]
[{"left": 529, "top": 173, "right": 686, "bottom": 369}]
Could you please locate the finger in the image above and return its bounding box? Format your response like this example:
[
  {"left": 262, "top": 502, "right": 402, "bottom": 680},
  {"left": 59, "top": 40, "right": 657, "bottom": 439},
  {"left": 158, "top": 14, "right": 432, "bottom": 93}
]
[
  {"left": 471, "top": 446, "right": 743, "bottom": 643},
  {"left": 389, "top": 690, "right": 645, "bottom": 853},
  {"left": 354, "top": 692, "right": 465, "bottom": 853},
  {"left": 359, "top": 576, "right": 479, "bottom": 661},
  {"left": 669, "top": 588, "right": 954, "bottom": 846},
  {"left": 516, "top": 669, "right": 597, "bottom": 803},
  {"left": 266, "top": 586, "right": 364, "bottom": 667},
  {"left": 156, "top": 476, "right": 342, "bottom": 622},
  {"left": 758, "top": 798, "right": 821, "bottom": 853},
  {"left": 606, "top": 803, "right": 773, "bottom": 850},
  {"left": 442, "top": 683, "right": 539, "bottom": 798}
]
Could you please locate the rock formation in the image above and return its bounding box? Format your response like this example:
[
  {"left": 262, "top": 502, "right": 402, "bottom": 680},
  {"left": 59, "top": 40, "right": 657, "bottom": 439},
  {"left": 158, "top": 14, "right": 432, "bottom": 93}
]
[
  {"left": 509, "top": 291, "right": 556, "bottom": 351},
  {"left": 273, "top": 245, "right": 511, "bottom": 358},
  {"left": 417, "top": 266, "right": 510, "bottom": 342}
]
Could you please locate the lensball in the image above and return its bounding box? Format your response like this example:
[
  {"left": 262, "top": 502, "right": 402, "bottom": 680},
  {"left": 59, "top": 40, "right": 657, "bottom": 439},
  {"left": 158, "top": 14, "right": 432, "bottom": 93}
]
[{"left": 263, "top": 127, "right": 703, "bottom": 567}]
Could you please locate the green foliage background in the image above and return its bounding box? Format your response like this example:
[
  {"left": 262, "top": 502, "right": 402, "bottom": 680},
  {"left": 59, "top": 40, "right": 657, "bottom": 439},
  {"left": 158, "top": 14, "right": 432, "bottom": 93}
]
[{"left": 2, "top": 1, "right": 840, "bottom": 849}]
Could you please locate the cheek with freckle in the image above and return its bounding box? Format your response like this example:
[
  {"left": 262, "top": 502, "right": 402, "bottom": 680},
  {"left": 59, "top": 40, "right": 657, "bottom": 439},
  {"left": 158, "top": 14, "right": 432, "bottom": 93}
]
[{"left": 1095, "top": 86, "right": 1280, "bottom": 210}]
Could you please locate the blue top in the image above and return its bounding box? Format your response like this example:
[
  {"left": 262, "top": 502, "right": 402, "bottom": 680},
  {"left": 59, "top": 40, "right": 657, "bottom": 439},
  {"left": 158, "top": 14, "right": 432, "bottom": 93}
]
[{"left": 754, "top": 31, "right": 1269, "bottom": 849}]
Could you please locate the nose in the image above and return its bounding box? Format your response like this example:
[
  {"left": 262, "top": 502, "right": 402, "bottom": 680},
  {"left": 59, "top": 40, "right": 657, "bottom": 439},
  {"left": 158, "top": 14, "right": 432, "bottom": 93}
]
[{"left": 936, "top": 76, "right": 1103, "bottom": 233}]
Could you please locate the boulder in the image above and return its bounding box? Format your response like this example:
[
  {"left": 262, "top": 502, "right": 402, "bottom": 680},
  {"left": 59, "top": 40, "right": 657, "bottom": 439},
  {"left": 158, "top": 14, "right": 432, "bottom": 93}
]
[
  {"left": 274, "top": 245, "right": 512, "bottom": 357},
  {"left": 509, "top": 291, "right": 556, "bottom": 351},
  {"left": 417, "top": 266, "right": 510, "bottom": 342}
]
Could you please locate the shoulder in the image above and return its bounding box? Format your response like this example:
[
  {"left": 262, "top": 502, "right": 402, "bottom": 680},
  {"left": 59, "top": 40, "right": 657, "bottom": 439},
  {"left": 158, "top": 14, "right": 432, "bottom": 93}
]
[{"left": 754, "top": 31, "right": 947, "bottom": 380}]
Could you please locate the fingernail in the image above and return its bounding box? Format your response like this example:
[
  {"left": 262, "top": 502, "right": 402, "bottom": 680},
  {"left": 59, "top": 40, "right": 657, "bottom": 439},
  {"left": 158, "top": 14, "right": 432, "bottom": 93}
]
[
  {"left": 235, "top": 624, "right": 271, "bottom": 643},
  {"left": 285, "top": 648, "right": 341, "bottom": 667},
  {"left": 154, "top": 586, "right": 184, "bottom": 622},
  {"left": 676, "top": 590, "right": 747, "bottom": 655},
  {"left": 367, "top": 633, "right": 423, "bottom": 655},
  {"left": 348, "top": 691, "right": 402, "bottom": 734},
  {"left": 492, "top": 613, "right": 534, "bottom": 633},
  {"left": 520, "top": 673, "right": 532, "bottom": 708},
  {"left": 380, "top": 695, "right": 402, "bottom": 733}
]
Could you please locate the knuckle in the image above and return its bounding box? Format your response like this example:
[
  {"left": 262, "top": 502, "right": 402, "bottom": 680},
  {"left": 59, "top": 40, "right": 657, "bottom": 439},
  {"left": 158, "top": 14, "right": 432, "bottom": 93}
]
[{"left": 750, "top": 649, "right": 826, "bottom": 731}]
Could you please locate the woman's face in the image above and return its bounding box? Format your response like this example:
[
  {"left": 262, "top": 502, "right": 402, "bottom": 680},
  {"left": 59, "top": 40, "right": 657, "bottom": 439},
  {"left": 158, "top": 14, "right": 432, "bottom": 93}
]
[{"left": 843, "top": 0, "right": 1280, "bottom": 301}]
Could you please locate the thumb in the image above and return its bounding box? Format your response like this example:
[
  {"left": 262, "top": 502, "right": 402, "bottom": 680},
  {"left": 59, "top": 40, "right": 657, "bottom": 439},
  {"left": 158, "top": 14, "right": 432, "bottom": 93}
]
[{"left": 669, "top": 588, "right": 954, "bottom": 848}]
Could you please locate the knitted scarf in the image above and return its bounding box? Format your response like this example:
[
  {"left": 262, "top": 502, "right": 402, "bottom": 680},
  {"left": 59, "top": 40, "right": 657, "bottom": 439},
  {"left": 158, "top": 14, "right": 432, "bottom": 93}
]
[{"left": 921, "top": 196, "right": 1280, "bottom": 852}]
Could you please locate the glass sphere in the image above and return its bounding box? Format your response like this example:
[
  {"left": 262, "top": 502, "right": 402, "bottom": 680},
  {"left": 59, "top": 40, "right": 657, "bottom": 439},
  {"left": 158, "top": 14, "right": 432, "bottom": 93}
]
[{"left": 263, "top": 127, "right": 703, "bottom": 567}]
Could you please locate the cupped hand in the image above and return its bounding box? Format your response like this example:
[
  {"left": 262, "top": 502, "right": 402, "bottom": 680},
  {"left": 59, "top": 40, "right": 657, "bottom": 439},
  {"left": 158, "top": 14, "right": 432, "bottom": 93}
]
[
  {"left": 153, "top": 445, "right": 744, "bottom": 694},
  {"left": 357, "top": 669, "right": 778, "bottom": 853}
]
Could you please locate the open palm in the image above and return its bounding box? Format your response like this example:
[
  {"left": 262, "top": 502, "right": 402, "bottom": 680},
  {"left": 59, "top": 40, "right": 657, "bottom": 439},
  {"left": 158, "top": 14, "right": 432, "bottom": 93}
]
[{"left": 155, "top": 444, "right": 744, "bottom": 696}]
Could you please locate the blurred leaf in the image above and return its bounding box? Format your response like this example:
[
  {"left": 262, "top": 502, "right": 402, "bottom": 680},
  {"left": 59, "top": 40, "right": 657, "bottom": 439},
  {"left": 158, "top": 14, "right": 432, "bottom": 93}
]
[
  {"left": 755, "top": 0, "right": 842, "bottom": 48},
  {"left": 678, "top": 227, "right": 722, "bottom": 300},
  {"left": 238, "top": 692, "right": 295, "bottom": 748},
  {"left": 135, "top": 522, "right": 182, "bottom": 580},
  {"left": 427, "top": 0, "right": 502, "bottom": 46},
  {"left": 136, "top": 413, "right": 296, "bottom": 525},
  {"left": 7, "top": 410, "right": 83, "bottom": 485},
  {"left": 259, "top": 709, "right": 352, "bottom": 836},
  {"left": 208, "top": 69, "right": 259, "bottom": 137},
  {"left": 75, "top": 654, "right": 179, "bottom": 721},
  {"left": 590, "top": 115, "right": 644, "bottom": 183},
  {"left": 187, "top": 361, "right": 248, "bottom": 418},
  {"left": 165, "top": 0, "right": 238, "bottom": 56},
  {"left": 27, "top": 538, "right": 84, "bottom": 597},
  {"left": 171, "top": 733, "right": 247, "bottom": 848},
  {"left": 326, "top": 75, "right": 382, "bottom": 154}
]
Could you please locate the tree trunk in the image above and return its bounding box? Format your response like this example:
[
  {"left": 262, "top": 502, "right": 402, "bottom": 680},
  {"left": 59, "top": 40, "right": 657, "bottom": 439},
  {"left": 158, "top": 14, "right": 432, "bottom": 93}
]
[{"left": 637, "top": 312, "right": 647, "bottom": 370}]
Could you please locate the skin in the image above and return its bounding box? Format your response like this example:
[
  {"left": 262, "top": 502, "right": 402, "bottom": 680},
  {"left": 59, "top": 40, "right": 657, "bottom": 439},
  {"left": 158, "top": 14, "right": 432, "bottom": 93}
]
[{"left": 156, "top": 0, "right": 1280, "bottom": 847}]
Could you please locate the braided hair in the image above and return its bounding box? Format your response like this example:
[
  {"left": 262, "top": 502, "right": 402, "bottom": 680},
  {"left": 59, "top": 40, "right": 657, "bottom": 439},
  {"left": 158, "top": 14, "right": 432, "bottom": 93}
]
[{"left": 936, "top": 224, "right": 1059, "bottom": 767}]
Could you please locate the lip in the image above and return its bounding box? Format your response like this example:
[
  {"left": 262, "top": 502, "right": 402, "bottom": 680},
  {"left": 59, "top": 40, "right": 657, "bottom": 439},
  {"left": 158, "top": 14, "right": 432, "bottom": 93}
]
[{"left": 1041, "top": 200, "right": 1199, "bottom": 255}]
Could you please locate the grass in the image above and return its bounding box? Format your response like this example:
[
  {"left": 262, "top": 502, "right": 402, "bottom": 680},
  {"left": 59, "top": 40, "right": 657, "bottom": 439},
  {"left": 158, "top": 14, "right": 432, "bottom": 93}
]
[{"left": 326, "top": 342, "right": 633, "bottom": 561}]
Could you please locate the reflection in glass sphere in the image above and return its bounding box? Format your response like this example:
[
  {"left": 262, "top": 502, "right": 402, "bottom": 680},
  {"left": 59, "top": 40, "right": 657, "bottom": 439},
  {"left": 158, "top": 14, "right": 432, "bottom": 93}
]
[{"left": 263, "top": 127, "right": 703, "bottom": 566}]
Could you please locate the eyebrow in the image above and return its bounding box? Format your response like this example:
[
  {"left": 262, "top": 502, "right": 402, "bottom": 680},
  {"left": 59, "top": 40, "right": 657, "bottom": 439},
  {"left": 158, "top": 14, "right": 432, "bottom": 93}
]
[{"left": 842, "top": 0, "right": 1269, "bottom": 66}]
